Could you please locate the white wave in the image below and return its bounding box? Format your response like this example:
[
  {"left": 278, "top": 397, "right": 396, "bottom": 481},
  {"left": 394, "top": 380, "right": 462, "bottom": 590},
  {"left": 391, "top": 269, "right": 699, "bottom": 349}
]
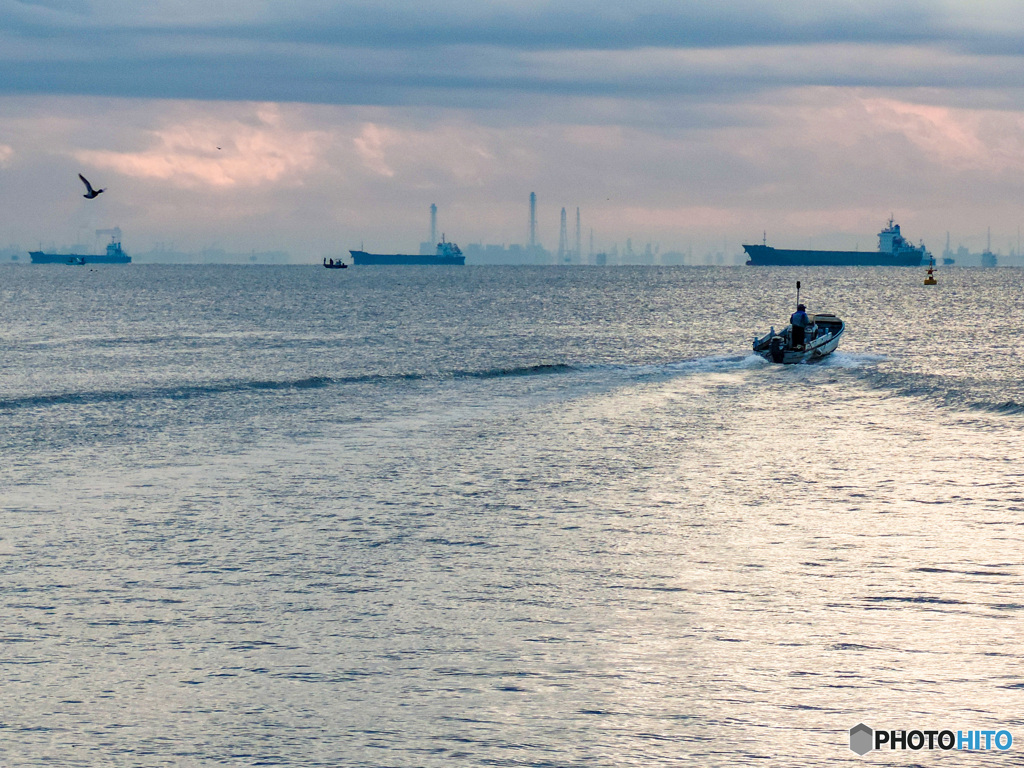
[
  {"left": 609, "top": 354, "right": 768, "bottom": 378},
  {"left": 580, "top": 355, "right": 760, "bottom": 383},
  {"left": 820, "top": 351, "right": 888, "bottom": 368},
  {"left": 663, "top": 353, "right": 768, "bottom": 374},
  {"left": 602, "top": 351, "right": 881, "bottom": 380}
]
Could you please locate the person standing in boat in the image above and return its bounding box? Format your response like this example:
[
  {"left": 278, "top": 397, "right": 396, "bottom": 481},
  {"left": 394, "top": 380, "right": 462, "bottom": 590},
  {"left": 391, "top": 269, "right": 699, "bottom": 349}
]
[{"left": 790, "top": 304, "right": 811, "bottom": 348}]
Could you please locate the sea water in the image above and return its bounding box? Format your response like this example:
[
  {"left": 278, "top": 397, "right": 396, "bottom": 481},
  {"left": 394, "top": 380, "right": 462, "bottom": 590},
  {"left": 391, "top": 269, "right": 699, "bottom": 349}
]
[{"left": 2, "top": 264, "right": 1023, "bottom": 766}]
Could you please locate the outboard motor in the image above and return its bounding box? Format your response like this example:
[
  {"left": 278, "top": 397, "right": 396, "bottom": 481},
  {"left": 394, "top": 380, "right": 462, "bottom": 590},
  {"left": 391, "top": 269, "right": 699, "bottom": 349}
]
[{"left": 769, "top": 336, "right": 785, "bottom": 363}]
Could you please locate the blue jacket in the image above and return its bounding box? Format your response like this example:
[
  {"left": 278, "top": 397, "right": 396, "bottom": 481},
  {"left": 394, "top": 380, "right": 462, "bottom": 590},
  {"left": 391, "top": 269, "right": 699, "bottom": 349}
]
[{"left": 790, "top": 309, "right": 810, "bottom": 328}]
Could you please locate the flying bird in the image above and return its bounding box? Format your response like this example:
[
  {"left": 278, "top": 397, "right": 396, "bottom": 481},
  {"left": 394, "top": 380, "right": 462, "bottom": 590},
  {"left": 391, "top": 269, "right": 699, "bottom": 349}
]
[{"left": 78, "top": 173, "right": 104, "bottom": 199}]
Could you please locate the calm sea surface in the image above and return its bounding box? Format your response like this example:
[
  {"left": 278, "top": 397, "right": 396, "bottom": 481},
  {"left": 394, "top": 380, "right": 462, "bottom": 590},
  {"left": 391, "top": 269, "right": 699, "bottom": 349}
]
[{"left": 2, "top": 264, "right": 1024, "bottom": 766}]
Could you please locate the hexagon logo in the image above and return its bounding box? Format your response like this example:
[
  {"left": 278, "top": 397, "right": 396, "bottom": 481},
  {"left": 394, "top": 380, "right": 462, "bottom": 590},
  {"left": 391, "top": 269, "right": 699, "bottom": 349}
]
[{"left": 849, "top": 723, "right": 873, "bottom": 755}]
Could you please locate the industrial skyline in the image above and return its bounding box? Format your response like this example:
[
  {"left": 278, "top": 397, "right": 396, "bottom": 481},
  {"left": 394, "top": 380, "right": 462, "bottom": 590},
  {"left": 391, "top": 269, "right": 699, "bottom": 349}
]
[
  {"left": 7, "top": 192, "right": 1018, "bottom": 266},
  {"left": 5, "top": 4, "right": 1024, "bottom": 263},
  {"left": 419, "top": 193, "right": 672, "bottom": 265},
  {"left": 4, "top": 182, "right": 1019, "bottom": 266},
  {"left": 413, "top": 194, "right": 1022, "bottom": 267}
]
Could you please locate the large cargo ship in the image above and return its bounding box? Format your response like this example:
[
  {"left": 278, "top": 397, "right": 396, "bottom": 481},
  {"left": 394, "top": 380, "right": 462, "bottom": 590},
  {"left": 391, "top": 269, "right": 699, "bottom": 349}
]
[
  {"left": 30, "top": 239, "right": 131, "bottom": 264},
  {"left": 350, "top": 238, "right": 464, "bottom": 266},
  {"left": 743, "top": 218, "right": 930, "bottom": 266}
]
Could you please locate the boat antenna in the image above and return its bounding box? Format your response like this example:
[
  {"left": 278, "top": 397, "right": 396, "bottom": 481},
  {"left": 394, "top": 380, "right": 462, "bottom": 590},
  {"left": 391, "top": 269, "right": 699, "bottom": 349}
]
[{"left": 796, "top": 280, "right": 801, "bottom": 309}]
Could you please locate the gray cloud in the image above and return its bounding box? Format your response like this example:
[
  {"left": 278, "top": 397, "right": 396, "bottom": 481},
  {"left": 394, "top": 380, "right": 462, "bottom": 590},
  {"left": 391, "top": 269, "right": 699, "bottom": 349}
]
[
  {"left": 0, "top": 1, "right": 1019, "bottom": 108},
  {"left": 3, "top": 2, "right": 1024, "bottom": 261}
]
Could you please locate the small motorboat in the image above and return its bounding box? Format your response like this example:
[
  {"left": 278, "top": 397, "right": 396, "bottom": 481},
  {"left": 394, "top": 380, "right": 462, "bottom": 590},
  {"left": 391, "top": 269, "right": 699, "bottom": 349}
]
[
  {"left": 752, "top": 282, "right": 845, "bottom": 364},
  {"left": 323, "top": 258, "right": 348, "bottom": 269},
  {"left": 753, "top": 312, "right": 845, "bottom": 364}
]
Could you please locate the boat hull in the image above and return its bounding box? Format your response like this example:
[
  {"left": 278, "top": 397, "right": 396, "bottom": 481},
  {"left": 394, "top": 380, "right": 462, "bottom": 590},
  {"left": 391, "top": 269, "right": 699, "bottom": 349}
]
[
  {"left": 753, "top": 315, "right": 845, "bottom": 364},
  {"left": 350, "top": 250, "right": 464, "bottom": 266},
  {"left": 758, "top": 333, "right": 842, "bottom": 364},
  {"left": 29, "top": 251, "right": 131, "bottom": 264},
  {"left": 743, "top": 245, "right": 921, "bottom": 267}
]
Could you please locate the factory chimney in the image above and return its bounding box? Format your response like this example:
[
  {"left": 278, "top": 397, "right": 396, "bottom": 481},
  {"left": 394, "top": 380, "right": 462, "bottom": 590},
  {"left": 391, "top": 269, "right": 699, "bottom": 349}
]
[
  {"left": 575, "top": 207, "right": 581, "bottom": 262},
  {"left": 558, "top": 207, "right": 568, "bottom": 261},
  {"left": 430, "top": 203, "right": 437, "bottom": 245},
  {"left": 529, "top": 192, "right": 537, "bottom": 248}
]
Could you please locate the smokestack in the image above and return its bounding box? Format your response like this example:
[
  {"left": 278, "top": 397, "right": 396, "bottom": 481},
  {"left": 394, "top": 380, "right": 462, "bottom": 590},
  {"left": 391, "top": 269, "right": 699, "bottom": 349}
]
[
  {"left": 575, "top": 207, "right": 581, "bottom": 261},
  {"left": 529, "top": 192, "right": 536, "bottom": 248},
  {"left": 430, "top": 203, "right": 437, "bottom": 244},
  {"left": 558, "top": 207, "right": 568, "bottom": 260}
]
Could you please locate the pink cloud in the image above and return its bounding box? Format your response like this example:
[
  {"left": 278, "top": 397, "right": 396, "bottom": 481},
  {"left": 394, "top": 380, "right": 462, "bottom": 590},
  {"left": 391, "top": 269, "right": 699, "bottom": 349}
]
[{"left": 75, "top": 104, "right": 329, "bottom": 189}]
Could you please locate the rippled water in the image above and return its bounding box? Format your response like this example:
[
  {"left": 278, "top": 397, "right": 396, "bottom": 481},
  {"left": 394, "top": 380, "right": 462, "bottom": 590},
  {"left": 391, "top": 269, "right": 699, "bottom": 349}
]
[{"left": 2, "top": 264, "right": 1024, "bottom": 766}]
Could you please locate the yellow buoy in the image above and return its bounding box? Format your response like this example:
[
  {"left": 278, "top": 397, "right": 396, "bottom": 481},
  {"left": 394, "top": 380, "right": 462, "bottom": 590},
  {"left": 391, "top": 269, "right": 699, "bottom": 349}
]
[{"left": 924, "top": 258, "right": 937, "bottom": 285}]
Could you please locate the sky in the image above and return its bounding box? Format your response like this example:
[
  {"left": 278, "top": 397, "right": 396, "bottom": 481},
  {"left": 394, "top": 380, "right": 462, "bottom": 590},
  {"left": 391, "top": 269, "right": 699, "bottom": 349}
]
[{"left": 4, "top": 0, "right": 1024, "bottom": 261}]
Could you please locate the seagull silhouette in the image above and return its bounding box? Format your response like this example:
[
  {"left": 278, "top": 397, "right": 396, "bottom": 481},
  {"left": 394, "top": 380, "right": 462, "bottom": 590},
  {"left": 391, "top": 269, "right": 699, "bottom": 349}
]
[{"left": 78, "top": 173, "right": 104, "bottom": 199}]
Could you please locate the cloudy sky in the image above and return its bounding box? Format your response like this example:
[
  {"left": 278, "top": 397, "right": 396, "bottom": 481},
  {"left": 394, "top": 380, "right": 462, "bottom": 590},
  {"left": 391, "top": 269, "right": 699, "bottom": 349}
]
[{"left": 3, "top": 0, "right": 1024, "bottom": 260}]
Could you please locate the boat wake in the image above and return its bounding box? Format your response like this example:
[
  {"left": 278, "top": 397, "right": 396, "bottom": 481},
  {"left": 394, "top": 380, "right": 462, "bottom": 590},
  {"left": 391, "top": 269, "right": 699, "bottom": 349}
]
[
  {"left": 575, "top": 353, "right": 780, "bottom": 386},
  {"left": 817, "top": 352, "right": 888, "bottom": 368},
  {"left": 632, "top": 351, "right": 886, "bottom": 377},
  {"left": 455, "top": 363, "right": 576, "bottom": 379},
  {"left": 661, "top": 353, "right": 770, "bottom": 374},
  {"left": 0, "top": 365, "right": 580, "bottom": 410},
  {"left": 0, "top": 353, "right": 890, "bottom": 412},
  {"left": 0, "top": 376, "right": 338, "bottom": 410},
  {"left": 856, "top": 367, "right": 1024, "bottom": 417}
]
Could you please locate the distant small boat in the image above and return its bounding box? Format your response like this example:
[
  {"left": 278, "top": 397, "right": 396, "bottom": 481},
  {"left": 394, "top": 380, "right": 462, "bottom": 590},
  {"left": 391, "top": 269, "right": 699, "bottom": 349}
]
[
  {"left": 66, "top": 256, "right": 86, "bottom": 266},
  {"left": 323, "top": 258, "right": 348, "bottom": 269}
]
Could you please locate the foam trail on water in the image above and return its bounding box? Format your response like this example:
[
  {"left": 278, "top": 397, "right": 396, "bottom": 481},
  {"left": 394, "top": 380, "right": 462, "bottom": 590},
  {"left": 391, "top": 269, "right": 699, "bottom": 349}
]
[
  {"left": 664, "top": 353, "right": 770, "bottom": 373},
  {"left": 594, "top": 354, "right": 769, "bottom": 380},
  {"left": 819, "top": 352, "right": 888, "bottom": 368}
]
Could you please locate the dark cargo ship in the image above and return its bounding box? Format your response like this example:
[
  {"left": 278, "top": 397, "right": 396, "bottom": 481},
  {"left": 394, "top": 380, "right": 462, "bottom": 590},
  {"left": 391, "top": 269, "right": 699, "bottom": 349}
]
[
  {"left": 743, "top": 218, "right": 929, "bottom": 267},
  {"left": 350, "top": 238, "right": 464, "bottom": 266},
  {"left": 30, "top": 239, "right": 131, "bottom": 264}
]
